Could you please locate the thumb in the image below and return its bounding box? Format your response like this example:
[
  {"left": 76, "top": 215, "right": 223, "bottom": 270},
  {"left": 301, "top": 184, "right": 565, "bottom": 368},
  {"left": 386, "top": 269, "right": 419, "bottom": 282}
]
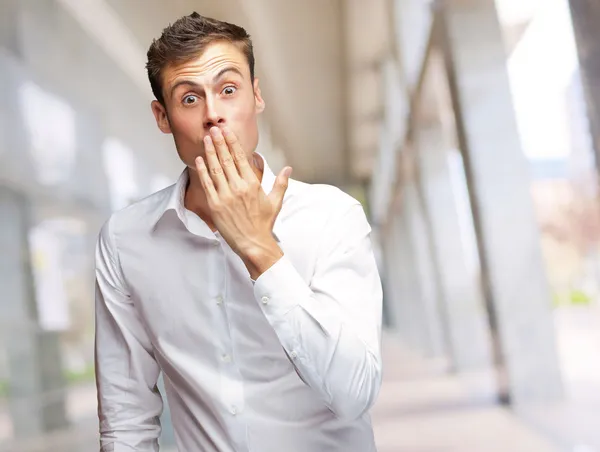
[{"left": 269, "top": 166, "right": 292, "bottom": 210}]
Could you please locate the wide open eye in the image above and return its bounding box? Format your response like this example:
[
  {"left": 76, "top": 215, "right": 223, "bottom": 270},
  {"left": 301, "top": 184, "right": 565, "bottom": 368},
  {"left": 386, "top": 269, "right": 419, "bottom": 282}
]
[{"left": 183, "top": 94, "right": 198, "bottom": 105}]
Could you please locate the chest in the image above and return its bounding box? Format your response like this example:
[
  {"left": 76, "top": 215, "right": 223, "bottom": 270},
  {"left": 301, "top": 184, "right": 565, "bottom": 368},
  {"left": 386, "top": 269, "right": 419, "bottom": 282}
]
[{"left": 118, "top": 224, "right": 318, "bottom": 351}]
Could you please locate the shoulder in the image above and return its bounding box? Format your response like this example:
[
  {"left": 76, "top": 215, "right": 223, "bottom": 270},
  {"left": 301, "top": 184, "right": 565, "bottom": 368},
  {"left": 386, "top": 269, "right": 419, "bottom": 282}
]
[
  {"left": 98, "top": 183, "right": 176, "bottom": 242},
  {"left": 287, "top": 178, "right": 364, "bottom": 218},
  {"left": 288, "top": 179, "right": 362, "bottom": 212}
]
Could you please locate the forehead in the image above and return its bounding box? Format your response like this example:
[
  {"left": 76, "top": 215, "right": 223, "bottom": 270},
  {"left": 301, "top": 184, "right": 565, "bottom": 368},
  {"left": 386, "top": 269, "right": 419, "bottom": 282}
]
[{"left": 162, "top": 41, "right": 250, "bottom": 88}]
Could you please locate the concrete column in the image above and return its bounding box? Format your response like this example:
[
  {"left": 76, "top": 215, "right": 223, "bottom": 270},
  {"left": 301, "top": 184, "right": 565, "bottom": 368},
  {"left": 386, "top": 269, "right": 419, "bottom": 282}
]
[
  {"left": 416, "top": 121, "right": 492, "bottom": 371},
  {"left": 0, "top": 2, "right": 68, "bottom": 434},
  {"left": 157, "top": 375, "right": 176, "bottom": 447},
  {"left": 386, "top": 207, "right": 424, "bottom": 349},
  {"left": 438, "top": 0, "right": 563, "bottom": 403},
  {"left": 383, "top": 184, "right": 447, "bottom": 357},
  {"left": 402, "top": 180, "right": 447, "bottom": 359},
  {"left": 382, "top": 208, "right": 409, "bottom": 343},
  {"left": 381, "top": 218, "right": 401, "bottom": 331},
  {"left": 0, "top": 188, "right": 68, "bottom": 438},
  {"left": 568, "top": 0, "right": 600, "bottom": 175}
]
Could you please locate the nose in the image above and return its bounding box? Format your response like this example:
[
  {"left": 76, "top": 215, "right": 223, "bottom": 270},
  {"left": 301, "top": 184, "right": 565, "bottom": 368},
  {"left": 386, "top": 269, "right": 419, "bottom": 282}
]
[{"left": 203, "top": 97, "right": 226, "bottom": 130}]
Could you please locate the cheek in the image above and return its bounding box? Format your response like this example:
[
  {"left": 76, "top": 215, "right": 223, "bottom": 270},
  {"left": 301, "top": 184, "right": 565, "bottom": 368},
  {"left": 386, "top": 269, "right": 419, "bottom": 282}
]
[
  {"left": 170, "top": 112, "right": 206, "bottom": 151},
  {"left": 171, "top": 111, "right": 200, "bottom": 136},
  {"left": 229, "top": 104, "right": 259, "bottom": 149}
]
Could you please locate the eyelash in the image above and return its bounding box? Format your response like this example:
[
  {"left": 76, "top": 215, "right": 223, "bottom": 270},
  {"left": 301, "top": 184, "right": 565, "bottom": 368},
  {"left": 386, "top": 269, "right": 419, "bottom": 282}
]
[
  {"left": 182, "top": 85, "right": 237, "bottom": 105},
  {"left": 182, "top": 95, "right": 198, "bottom": 105},
  {"left": 222, "top": 85, "right": 237, "bottom": 95}
]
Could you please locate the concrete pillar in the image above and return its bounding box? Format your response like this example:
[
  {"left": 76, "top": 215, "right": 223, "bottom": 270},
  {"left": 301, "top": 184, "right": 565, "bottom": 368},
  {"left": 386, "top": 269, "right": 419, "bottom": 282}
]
[
  {"left": 381, "top": 218, "right": 402, "bottom": 331},
  {"left": 0, "top": 1, "right": 68, "bottom": 435},
  {"left": 568, "top": 0, "right": 600, "bottom": 175},
  {"left": 416, "top": 121, "right": 492, "bottom": 371},
  {"left": 402, "top": 180, "right": 447, "bottom": 359},
  {"left": 438, "top": 0, "right": 563, "bottom": 403},
  {"left": 157, "top": 375, "right": 176, "bottom": 447},
  {"left": 382, "top": 209, "right": 408, "bottom": 342},
  {"left": 386, "top": 207, "right": 424, "bottom": 349},
  {"left": 0, "top": 188, "right": 68, "bottom": 438},
  {"left": 383, "top": 185, "right": 447, "bottom": 357}
]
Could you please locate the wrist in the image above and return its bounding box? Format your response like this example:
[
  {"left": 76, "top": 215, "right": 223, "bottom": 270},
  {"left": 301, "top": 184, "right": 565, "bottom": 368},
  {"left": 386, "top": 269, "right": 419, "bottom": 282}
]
[{"left": 242, "top": 238, "right": 283, "bottom": 281}]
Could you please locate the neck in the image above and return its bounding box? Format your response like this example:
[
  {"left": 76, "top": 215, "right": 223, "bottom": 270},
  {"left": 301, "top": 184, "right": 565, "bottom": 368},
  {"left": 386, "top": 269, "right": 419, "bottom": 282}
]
[{"left": 184, "top": 152, "right": 264, "bottom": 227}]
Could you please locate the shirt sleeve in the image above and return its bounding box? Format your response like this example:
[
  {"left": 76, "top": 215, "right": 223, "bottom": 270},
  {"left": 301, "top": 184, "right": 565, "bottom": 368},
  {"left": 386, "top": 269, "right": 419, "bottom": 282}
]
[
  {"left": 252, "top": 202, "right": 383, "bottom": 421},
  {"left": 95, "top": 216, "right": 163, "bottom": 451}
]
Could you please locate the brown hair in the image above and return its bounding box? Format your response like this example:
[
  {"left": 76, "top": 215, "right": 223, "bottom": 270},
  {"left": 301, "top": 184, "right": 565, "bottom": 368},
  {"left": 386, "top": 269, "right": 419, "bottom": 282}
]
[{"left": 146, "top": 12, "right": 255, "bottom": 105}]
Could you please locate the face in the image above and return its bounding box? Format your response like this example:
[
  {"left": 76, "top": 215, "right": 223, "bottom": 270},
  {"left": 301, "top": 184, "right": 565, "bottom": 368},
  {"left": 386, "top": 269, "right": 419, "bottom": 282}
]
[{"left": 151, "top": 41, "right": 265, "bottom": 170}]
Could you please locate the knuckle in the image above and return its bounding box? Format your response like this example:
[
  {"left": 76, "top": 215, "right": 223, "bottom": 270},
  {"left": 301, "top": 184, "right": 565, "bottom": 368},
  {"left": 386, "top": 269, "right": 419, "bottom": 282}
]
[
  {"left": 210, "top": 166, "right": 223, "bottom": 176},
  {"left": 221, "top": 156, "right": 234, "bottom": 167},
  {"left": 220, "top": 193, "right": 234, "bottom": 205},
  {"left": 233, "top": 184, "right": 248, "bottom": 196}
]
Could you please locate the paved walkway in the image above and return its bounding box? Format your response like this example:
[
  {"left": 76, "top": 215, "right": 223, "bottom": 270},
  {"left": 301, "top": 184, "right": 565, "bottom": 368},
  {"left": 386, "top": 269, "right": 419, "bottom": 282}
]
[
  {"left": 371, "top": 335, "right": 563, "bottom": 452},
  {"left": 1, "top": 333, "right": 571, "bottom": 452}
]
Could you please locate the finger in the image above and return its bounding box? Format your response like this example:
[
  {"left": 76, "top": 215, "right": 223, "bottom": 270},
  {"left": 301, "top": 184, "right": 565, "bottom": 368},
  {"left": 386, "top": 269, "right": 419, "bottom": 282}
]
[
  {"left": 203, "top": 134, "right": 229, "bottom": 192},
  {"left": 268, "top": 166, "right": 292, "bottom": 213},
  {"left": 210, "top": 127, "right": 241, "bottom": 184},
  {"left": 222, "top": 127, "right": 255, "bottom": 182},
  {"left": 195, "top": 155, "right": 219, "bottom": 204}
]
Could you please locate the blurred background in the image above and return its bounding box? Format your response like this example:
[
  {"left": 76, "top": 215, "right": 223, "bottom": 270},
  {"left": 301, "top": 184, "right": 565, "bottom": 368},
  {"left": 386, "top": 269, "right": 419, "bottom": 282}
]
[{"left": 1, "top": 0, "right": 600, "bottom": 451}]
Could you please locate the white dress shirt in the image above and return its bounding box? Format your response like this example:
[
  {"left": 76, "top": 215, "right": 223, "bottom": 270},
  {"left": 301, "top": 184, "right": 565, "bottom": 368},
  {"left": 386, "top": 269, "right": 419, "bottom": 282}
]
[{"left": 94, "top": 152, "right": 383, "bottom": 452}]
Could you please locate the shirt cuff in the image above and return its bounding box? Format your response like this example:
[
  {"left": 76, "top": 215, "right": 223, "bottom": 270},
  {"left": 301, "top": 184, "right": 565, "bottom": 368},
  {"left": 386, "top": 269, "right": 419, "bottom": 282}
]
[{"left": 252, "top": 255, "right": 312, "bottom": 318}]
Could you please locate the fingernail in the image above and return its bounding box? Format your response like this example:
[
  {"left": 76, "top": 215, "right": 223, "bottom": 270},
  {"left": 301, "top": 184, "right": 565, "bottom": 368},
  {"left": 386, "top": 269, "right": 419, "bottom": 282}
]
[
  {"left": 210, "top": 127, "right": 219, "bottom": 137},
  {"left": 195, "top": 156, "right": 203, "bottom": 166}
]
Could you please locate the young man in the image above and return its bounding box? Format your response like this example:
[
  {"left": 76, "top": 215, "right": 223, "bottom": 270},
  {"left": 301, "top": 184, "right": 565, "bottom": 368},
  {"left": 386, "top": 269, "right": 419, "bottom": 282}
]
[{"left": 95, "top": 12, "right": 383, "bottom": 452}]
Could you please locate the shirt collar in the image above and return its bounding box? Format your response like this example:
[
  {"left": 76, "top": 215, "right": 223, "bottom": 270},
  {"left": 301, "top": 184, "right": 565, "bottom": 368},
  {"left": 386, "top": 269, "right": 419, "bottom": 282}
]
[{"left": 153, "top": 151, "right": 285, "bottom": 242}]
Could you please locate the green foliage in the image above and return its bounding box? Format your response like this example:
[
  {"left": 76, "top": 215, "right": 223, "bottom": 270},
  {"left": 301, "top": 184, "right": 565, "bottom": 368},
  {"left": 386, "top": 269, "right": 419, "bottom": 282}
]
[
  {"left": 0, "top": 365, "right": 95, "bottom": 400},
  {"left": 569, "top": 289, "right": 592, "bottom": 305},
  {"left": 65, "top": 365, "right": 95, "bottom": 384},
  {"left": 552, "top": 289, "right": 594, "bottom": 307}
]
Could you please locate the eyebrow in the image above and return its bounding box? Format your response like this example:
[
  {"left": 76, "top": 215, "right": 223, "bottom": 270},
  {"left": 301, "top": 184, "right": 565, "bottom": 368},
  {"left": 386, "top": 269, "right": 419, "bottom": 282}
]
[
  {"left": 170, "top": 80, "right": 201, "bottom": 97},
  {"left": 169, "top": 67, "right": 245, "bottom": 97},
  {"left": 213, "top": 67, "right": 244, "bottom": 83}
]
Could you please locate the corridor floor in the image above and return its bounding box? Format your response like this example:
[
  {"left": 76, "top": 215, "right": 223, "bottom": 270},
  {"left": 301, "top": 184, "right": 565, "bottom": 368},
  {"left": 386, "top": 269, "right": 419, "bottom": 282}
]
[
  {"left": 2, "top": 333, "right": 567, "bottom": 452},
  {"left": 370, "top": 334, "right": 563, "bottom": 452}
]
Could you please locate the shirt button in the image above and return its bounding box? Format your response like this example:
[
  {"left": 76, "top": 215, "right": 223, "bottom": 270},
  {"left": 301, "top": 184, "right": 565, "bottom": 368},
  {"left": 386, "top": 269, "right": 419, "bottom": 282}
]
[
  {"left": 261, "top": 296, "right": 269, "bottom": 305},
  {"left": 222, "top": 354, "right": 231, "bottom": 363},
  {"left": 216, "top": 295, "right": 223, "bottom": 304},
  {"left": 230, "top": 406, "right": 238, "bottom": 415},
  {"left": 290, "top": 350, "right": 298, "bottom": 359},
  {"left": 212, "top": 241, "right": 219, "bottom": 247}
]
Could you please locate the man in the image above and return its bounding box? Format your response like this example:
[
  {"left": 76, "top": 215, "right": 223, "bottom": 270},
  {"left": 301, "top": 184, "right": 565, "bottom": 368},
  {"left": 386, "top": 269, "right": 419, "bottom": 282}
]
[{"left": 95, "top": 11, "right": 383, "bottom": 452}]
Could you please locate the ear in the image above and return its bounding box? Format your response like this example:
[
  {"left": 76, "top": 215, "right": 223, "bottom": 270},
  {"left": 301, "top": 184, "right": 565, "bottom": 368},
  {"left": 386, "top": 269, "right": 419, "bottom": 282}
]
[
  {"left": 253, "top": 78, "right": 265, "bottom": 114},
  {"left": 151, "top": 100, "right": 172, "bottom": 134}
]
